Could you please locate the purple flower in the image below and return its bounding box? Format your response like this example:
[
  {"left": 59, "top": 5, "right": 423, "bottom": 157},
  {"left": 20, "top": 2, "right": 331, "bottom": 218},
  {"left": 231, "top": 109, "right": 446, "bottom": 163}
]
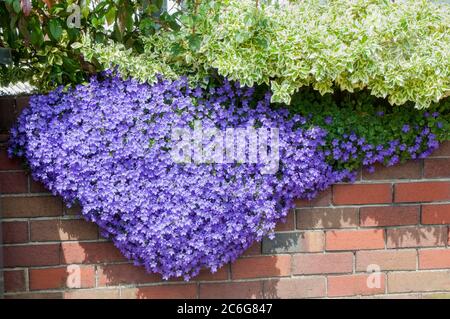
[{"left": 9, "top": 71, "right": 443, "bottom": 280}]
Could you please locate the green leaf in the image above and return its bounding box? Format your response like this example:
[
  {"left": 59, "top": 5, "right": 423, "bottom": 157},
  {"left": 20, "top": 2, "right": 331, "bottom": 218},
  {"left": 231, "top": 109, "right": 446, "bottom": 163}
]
[
  {"left": 105, "top": 6, "right": 117, "bottom": 26},
  {"left": 30, "top": 27, "right": 44, "bottom": 48},
  {"left": 12, "top": 0, "right": 21, "bottom": 14},
  {"left": 71, "top": 42, "right": 83, "bottom": 49},
  {"left": 188, "top": 34, "right": 202, "bottom": 52},
  {"left": 49, "top": 19, "right": 63, "bottom": 41}
]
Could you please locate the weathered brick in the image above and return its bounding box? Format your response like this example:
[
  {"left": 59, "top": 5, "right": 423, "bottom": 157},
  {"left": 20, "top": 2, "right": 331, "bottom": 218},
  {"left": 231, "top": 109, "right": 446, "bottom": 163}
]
[
  {"left": 328, "top": 274, "right": 386, "bottom": 297},
  {"left": 5, "top": 292, "right": 63, "bottom": 299},
  {"left": 199, "top": 282, "right": 263, "bottom": 299},
  {"left": 262, "top": 231, "right": 324, "bottom": 254},
  {"left": 264, "top": 277, "right": 326, "bottom": 299},
  {"left": 356, "top": 250, "right": 417, "bottom": 271},
  {"left": 4, "top": 244, "right": 60, "bottom": 267},
  {"left": 194, "top": 266, "right": 229, "bottom": 281},
  {"left": 422, "top": 293, "right": 450, "bottom": 299},
  {"left": 296, "top": 208, "right": 358, "bottom": 229},
  {"left": 2, "top": 221, "right": 28, "bottom": 244},
  {"left": 363, "top": 161, "right": 421, "bottom": 180},
  {"left": 326, "top": 229, "right": 385, "bottom": 251},
  {"left": 386, "top": 226, "right": 447, "bottom": 248},
  {"left": 98, "top": 263, "right": 162, "bottom": 286},
  {"left": 231, "top": 255, "right": 291, "bottom": 279},
  {"left": 64, "top": 203, "right": 82, "bottom": 216},
  {"left": 61, "top": 242, "right": 126, "bottom": 264},
  {"left": 293, "top": 253, "right": 353, "bottom": 275},
  {"left": 422, "top": 204, "right": 450, "bottom": 224},
  {"left": 419, "top": 249, "right": 450, "bottom": 269},
  {"left": 395, "top": 182, "right": 450, "bottom": 203},
  {"left": 0, "top": 147, "right": 22, "bottom": 170},
  {"left": 275, "top": 211, "right": 295, "bottom": 231},
  {"left": 29, "top": 266, "right": 95, "bottom": 290},
  {"left": 424, "top": 158, "right": 450, "bottom": 178},
  {"left": 4, "top": 270, "right": 26, "bottom": 292},
  {"left": 360, "top": 206, "right": 419, "bottom": 227},
  {"left": 30, "top": 219, "right": 98, "bottom": 241},
  {"left": 333, "top": 184, "right": 392, "bottom": 205},
  {"left": 388, "top": 271, "right": 450, "bottom": 293},
  {"left": 0, "top": 172, "right": 28, "bottom": 193},
  {"left": 2, "top": 196, "right": 62, "bottom": 218},
  {"left": 242, "top": 242, "right": 261, "bottom": 256},
  {"left": 294, "top": 189, "right": 331, "bottom": 208},
  {"left": 121, "top": 285, "right": 197, "bottom": 299},
  {"left": 30, "top": 179, "right": 49, "bottom": 193},
  {"left": 64, "top": 289, "right": 120, "bottom": 299},
  {"left": 430, "top": 141, "right": 450, "bottom": 157}
]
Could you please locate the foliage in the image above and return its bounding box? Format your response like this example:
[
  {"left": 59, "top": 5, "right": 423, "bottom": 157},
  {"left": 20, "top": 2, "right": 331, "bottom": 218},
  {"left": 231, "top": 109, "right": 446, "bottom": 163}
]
[
  {"left": 9, "top": 73, "right": 447, "bottom": 279},
  {"left": 0, "top": 0, "right": 182, "bottom": 90},
  {"left": 84, "top": 0, "right": 450, "bottom": 108}
]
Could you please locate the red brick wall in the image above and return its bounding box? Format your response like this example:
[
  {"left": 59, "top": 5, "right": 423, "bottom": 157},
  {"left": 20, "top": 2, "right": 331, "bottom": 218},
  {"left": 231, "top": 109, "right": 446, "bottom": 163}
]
[{"left": 1, "top": 98, "right": 450, "bottom": 299}]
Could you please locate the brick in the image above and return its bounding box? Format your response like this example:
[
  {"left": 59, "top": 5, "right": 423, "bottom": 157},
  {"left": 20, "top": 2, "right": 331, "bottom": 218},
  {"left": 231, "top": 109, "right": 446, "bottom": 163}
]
[
  {"left": 64, "top": 203, "right": 82, "bottom": 216},
  {"left": 242, "top": 242, "right": 261, "bottom": 256},
  {"left": 30, "top": 219, "right": 98, "bottom": 241},
  {"left": 4, "top": 270, "right": 26, "bottom": 292},
  {"left": 16, "top": 96, "right": 30, "bottom": 113},
  {"left": 61, "top": 242, "right": 126, "bottom": 264},
  {"left": 0, "top": 133, "right": 8, "bottom": 143},
  {"left": 333, "top": 184, "right": 392, "bottom": 205},
  {"left": 98, "top": 263, "right": 162, "bottom": 286},
  {"left": 422, "top": 204, "right": 450, "bottom": 224},
  {"left": 5, "top": 292, "right": 63, "bottom": 299},
  {"left": 356, "top": 250, "right": 417, "bottom": 271},
  {"left": 64, "top": 289, "right": 120, "bottom": 299},
  {"left": 231, "top": 255, "right": 291, "bottom": 279},
  {"left": 121, "top": 285, "right": 197, "bottom": 299},
  {"left": 363, "top": 161, "right": 421, "bottom": 180},
  {"left": 0, "top": 172, "right": 28, "bottom": 193},
  {"left": 424, "top": 158, "right": 450, "bottom": 178},
  {"left": 4, "top": 244, "right": 60, "bottom": 267},
  {"left": 296, "top": 208, "right": 358, "bottom": 229},
  {"left": 2, "top": 221, "right": 28, "bottom": 244},
  {"left": 293, "top": 253, "right": 353, "bottom": 275},
  {"left": 328, "top": 274, "right": 386, "bottom": 297},
  {"left": 395, "top": 182, "right": 450, "bottom": 203},
  {"left": 388, "top": 271, "right": 450, "bottom": 293},
  {"left": 275, "top": 211, "right": 295, "bottom": 231},
  {"left": 295, "top": 189, "right": 331, "bottom": 208},
  {"left": 2, "top": 196, "right": 62, "bottom": 218},
  {"left": 419, "top": 249, "right": 450, "bottom": 269},
  {"left": 194, "top": 266, "right": 229, "bottom": 281},
  {"left": 422, "top": 293, "right": 450, "bottom": 299},
  {"left": 199, "top": 282, "right": 263, "bottom": 299},
  {"left": 386, "top": 226, "right": 447, "bottom": 248},
  {"left": 29, "top": 266, "right": 95, "bottom": 290},
  {"left": 326, "top": 229, "right": 385, "bottom": 251},
  {"left": 360, "top": 206, "right": 419, "bottom": 227},
  {"left": 0, "top": 97, "right": 15, "bottom": 130},
  {"left": 430, "top": 141, "right": 450, "bottom": 157},
  {"left": 264, "top": 277, "right": 326, "bottom": 299},
  {"left": 0, "top": 147, "right": 23, "bottom": 170},
  {"left": 262, "top": 231, "right": 324, "bottom": 254},
  {"left": 361, "top": 293, "right": 420, "bottom": 299},
  {"left": 30, "top": 179, "right": 49, "bottom": 193}
]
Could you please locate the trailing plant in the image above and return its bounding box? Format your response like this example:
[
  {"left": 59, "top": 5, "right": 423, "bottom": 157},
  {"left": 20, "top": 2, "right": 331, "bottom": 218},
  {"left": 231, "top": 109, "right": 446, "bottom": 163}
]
[{"left": 9, "top": 72, "right": 448, "bottom": 279}]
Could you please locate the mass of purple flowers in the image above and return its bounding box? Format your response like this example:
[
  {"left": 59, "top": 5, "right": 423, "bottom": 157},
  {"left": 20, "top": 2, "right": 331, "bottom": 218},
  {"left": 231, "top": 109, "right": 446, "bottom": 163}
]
[{"left": 9, "top": 72, "right": 440, "bottom": 280}]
